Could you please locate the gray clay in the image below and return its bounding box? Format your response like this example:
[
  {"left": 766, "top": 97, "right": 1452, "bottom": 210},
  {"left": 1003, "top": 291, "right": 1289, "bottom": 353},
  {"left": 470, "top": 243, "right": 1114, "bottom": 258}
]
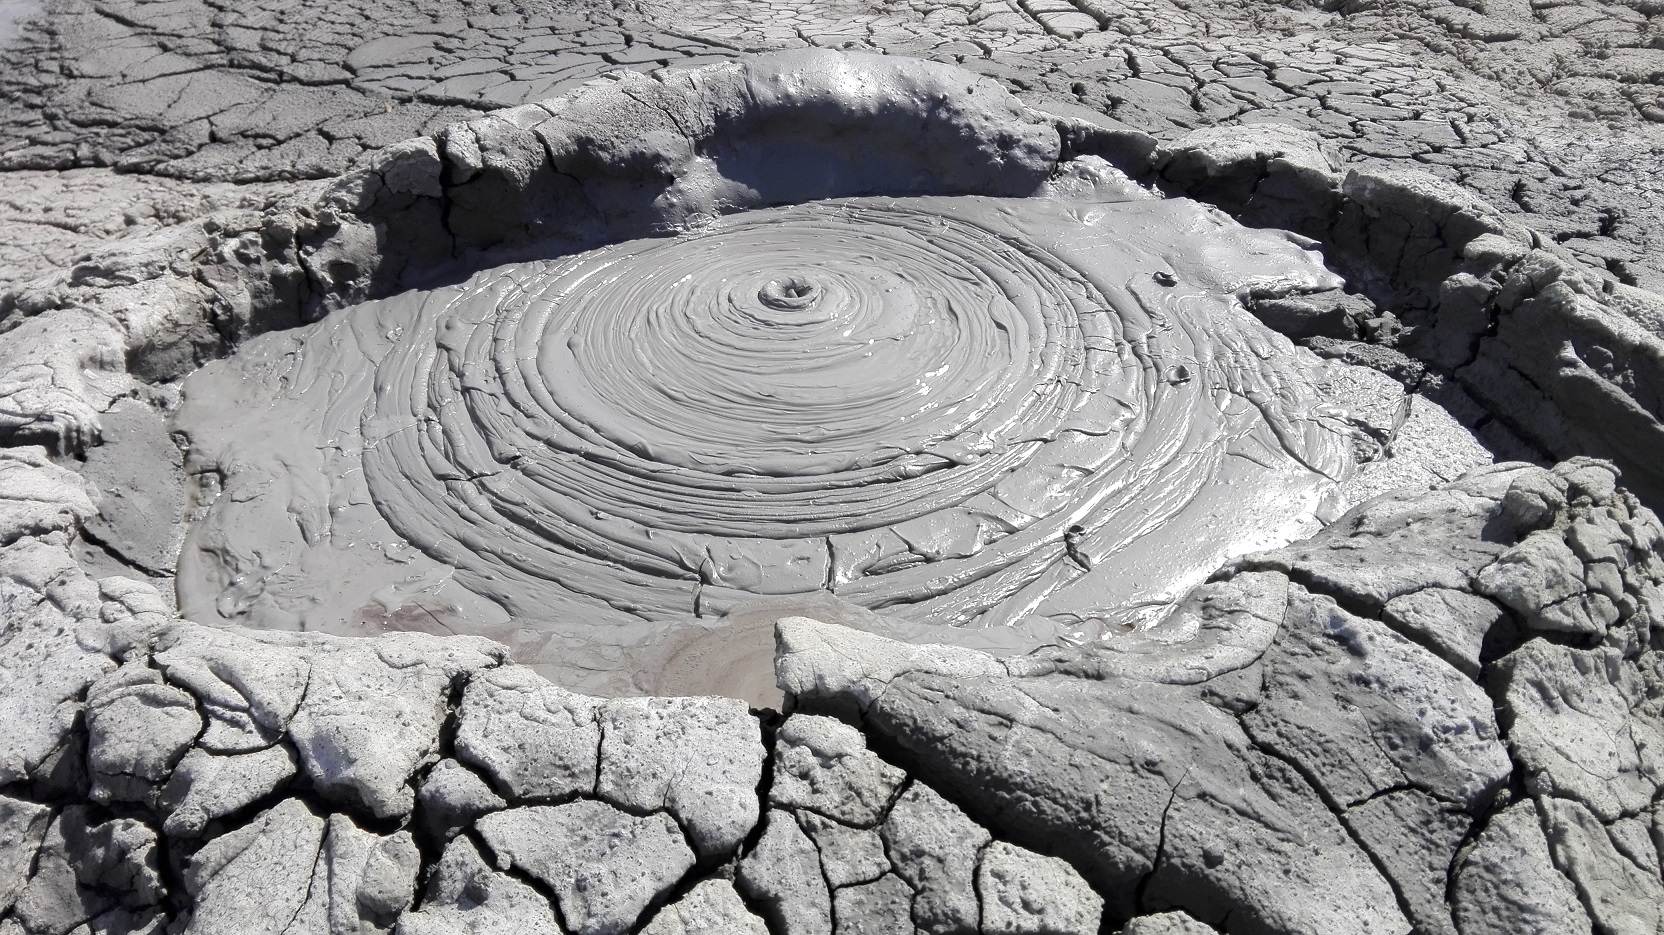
[
  {"left": 2, "top": 21, "right": 1664, "bottom": 935},
  {"left": 171, "top": 192, "right": 1359, "bottom": 694}
]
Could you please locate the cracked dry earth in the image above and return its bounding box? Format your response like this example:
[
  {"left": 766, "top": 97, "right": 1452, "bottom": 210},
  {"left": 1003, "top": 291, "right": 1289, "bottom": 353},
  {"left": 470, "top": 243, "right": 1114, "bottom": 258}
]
[{"left": 3, "top": 2, "right": 1664, "bottom": 935}]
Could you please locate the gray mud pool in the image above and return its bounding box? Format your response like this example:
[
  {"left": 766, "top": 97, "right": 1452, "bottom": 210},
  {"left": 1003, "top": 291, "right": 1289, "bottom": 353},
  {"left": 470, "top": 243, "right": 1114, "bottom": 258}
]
[{"left": 173, "top": 189, "right": 1376, "bottom": 697}]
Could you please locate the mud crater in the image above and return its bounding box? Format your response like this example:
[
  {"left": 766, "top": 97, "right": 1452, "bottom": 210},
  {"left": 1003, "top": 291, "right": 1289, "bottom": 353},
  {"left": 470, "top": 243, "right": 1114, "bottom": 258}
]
[{"left": 173, "top": 186, "right": 1368, "bottom": 697}]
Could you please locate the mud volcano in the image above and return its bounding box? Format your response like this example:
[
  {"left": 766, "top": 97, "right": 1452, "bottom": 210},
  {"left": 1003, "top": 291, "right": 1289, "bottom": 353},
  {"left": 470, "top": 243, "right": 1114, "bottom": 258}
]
[
  {"left": 6, "top": 39, "right": 1664, "bottom": 935},
  {"left": 175, "top": 187, "right": 1355, "bottom": 696}
]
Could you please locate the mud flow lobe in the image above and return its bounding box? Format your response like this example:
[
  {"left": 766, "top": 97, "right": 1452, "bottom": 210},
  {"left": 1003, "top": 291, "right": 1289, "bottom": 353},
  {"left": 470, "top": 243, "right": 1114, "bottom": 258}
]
[{"left": 173, "top": 194, "right": 1355, "bottom": 697}]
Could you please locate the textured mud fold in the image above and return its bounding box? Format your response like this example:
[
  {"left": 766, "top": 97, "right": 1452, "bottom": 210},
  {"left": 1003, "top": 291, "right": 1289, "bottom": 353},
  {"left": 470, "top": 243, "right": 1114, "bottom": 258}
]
[
  {"left": 6, "top": 453, "right": 1663, "bottom": 935},
  {"left": 779, "top": 457, "right": 1664, "bottom": 935},
  {"left": 169, "top": 189, "right": 1358, "bottom": 695},
  {"left": 2, "top": 46, "right": 1664, "bottom": 935}
]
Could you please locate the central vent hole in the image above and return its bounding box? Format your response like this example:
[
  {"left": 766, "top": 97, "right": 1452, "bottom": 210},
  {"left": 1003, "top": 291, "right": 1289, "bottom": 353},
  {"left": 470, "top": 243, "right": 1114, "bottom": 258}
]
[{"left": 759, "top": 274, "right": 821, "bottom": 310}]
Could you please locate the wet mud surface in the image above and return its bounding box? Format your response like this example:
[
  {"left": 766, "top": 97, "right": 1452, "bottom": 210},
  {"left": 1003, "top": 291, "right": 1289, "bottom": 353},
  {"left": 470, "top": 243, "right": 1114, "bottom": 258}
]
[
  {"left": 0, "top": 1, "right": 36, "bottom": 46},
  {"left": 174, "top": 191, "right": 1356, "bottom": 695}
]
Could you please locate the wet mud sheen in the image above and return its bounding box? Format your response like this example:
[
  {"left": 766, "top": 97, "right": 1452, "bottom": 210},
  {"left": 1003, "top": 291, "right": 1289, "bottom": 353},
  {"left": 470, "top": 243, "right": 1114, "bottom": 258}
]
[{"left": 175, "top": 192, "right": 1355, "bottom": 695}]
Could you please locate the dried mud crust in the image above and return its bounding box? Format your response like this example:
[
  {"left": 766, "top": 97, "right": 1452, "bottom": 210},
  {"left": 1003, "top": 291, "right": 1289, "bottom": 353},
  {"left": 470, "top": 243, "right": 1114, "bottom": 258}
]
[
  {"left": 778, "top": 456, "right": 1664, "bottom": 935},
  {"left": 4, "top": 447, "right": 1663, "bottom": 934},
  {"left": 2, "top": 0, "right": 1663, "bottom": 293},
  {"left": 0, "top": 170, "right": 289, "bottom": 297},
  {"left": 661, "top": 0, "right": 1664, "bottom": 290},
  {"left": 1, "top": 38, "right": 1664, "bottom": 935}
]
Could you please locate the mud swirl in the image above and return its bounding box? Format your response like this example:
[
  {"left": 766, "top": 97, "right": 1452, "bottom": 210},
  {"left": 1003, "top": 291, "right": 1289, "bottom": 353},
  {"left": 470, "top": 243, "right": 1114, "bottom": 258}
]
[{"left": 357, "top": 197, "right": 1351, "bottom": 630}]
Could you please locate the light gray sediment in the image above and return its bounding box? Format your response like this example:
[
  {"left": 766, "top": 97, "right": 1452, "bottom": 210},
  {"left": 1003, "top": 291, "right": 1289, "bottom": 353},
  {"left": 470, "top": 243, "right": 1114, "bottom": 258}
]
[
  {"left": 0, "top": 0, "right": 36, "bottom": 48},
  {"left": 171, "top": 189, "right": 1359, "bottom": 694},
  {"left": 3, "top": 42, "right": 1664, "bottom": 935}
]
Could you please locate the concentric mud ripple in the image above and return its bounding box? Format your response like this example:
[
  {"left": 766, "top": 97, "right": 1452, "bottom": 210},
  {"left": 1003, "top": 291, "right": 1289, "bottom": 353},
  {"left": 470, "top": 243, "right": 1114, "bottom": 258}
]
[
  {"left": 176, "top": 193, "right": 1355, "bottom": 686},
  {"left": 356, "top": 197, "right": 1349, "bottom": 629}
]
